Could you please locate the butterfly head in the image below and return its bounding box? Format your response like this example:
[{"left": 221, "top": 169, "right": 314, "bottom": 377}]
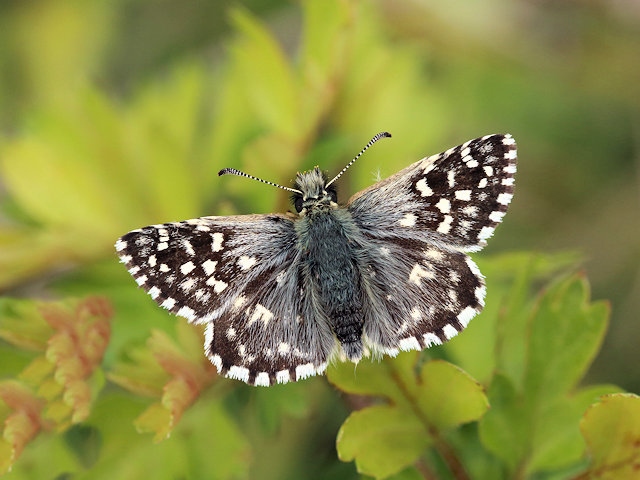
[{"left": 292, "top": 167, "right": 338, "bottom": 214}]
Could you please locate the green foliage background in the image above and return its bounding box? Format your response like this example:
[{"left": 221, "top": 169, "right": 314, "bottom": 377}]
[{"left": 0, "top": 1, "right": 638, "bottom": 479}]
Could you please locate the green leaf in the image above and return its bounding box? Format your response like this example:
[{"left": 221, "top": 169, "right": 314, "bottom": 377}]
[
  {"left": 580, "top": 393, "right": 640, "bottom": 480},
  {"left": 478, "top": 374, "right": 528, "bottom": 470},
  {"left": 327, "top": 351, "right": 418, "bottom": 405},
  {"left": 337, "top": 404, "right": 430, "bottom": 479},
  {"left": 479, "top": 274, "right": 616, "bottom": 475},
  {"left": 331, "top": 355, "right": 488, "bottom": 479},
  {"left": 526, "top": 384, "right": 624, "bottom": 472},
  {"left": 417, "top": 361, "right": 489, "bottom": 431},
  {"left": 524, "top": 274, "right": 609, "bottom": 405},
  {"left": 451, "top": 251, "right": 581, "bottom": 386}
]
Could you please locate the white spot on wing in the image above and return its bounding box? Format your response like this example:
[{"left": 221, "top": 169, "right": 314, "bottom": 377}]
[
  {"left": 497, "top": 193, "right": 513, "bottom": 205},
  {"left": 435, "top": 198, "right": 451, "bottom": 213},
  {"left": 457, "top": 306, "right": 477, "bottom": 327},
  {"left": 443, "top": 324, "right": 458, "bottom": 339},
  {"left": 455, "top": 190, "right": 472, "bottom": 201},
  {"left": 238, "top": 256, "right": 257, "bottom": 270},
  {"left": 255, "top": 372, "right": 270, "bottom": 387},
  {"left": 233, "top": 295, "right": 246, "bottom": 310},
  {"left": 416, "top": 178, "right": 433, "bottom": 196},
  {"left": 180, "top": 261, "right": 195, "bottom": 275},
  {"left": 276, "top": 370, "right": 290, "bottom": 384},
  {"left": 161, "top": 297, "right": 176, "bottom": 309},
  {"left": 437, "top": 215, "right": 453, "bottom": 234},
  {"left": 423, "top": 333, "right": 442, "bottom": 347},
  {"left": 177, "top": 306, "right": 196, "bottom": 321},
  {"left": 115, "top": 239, "right": 127, "bottom": 251},
  {"left": 202, "top": 259, "right": 217, "bottom": 276},
  {"left": 466, "top": 159, "right": 479, "bottom": 168},
  {"left": 462, "top": 206, "right": 478, "bottom": 217},
  {"left": 183, "top": 240, "right": 195, "bottom": 256},
  {"left": 424, "top": 248, "right": 444, "bottom": 261},
  {"left": 399, "top": 213, "right": 416, "bottom": 227},
  {"left": 465, "top": 257, "right": 483, "bottom": 279},
  {"left": 194, "top": 289, "right": 210, "bottom": 302},
  {"left": 399, "top": 337, "right": 421, "bottom": 351},
  {"left": 476, "top": 285, "right": 487, "bottom": 306},
  {"left": 211, "top": 232, "right": 224, "bottom": 252},
  {"left": 409, "top": 264, "right": 433, "bottom": 285},
  {"left": 210, "top": 353, "right": 222, "bottom": 371},
  {"left": 180, "top": 278, "right": 196, "bottom": 292},
  {"left": 227, "top": 366, "right": 250, "bottom": 383},
  {"left": 295, "top": 363, "right": 316, "bottom": 380},
  {"left": 489, "top": 211, "right": 505, "bottom": 222},
  {"left": 249, "top": 304, "right": 274, "bottom": 326},
  {"left": 478, "top": 226, "right": 495, "bottom": 240},
  {"left": 205, "top": 275, "right": 228, "bottom": 293}
]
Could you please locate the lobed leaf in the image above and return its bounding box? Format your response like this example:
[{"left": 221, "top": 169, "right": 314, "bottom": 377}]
[
  {"left": 479, "top": 274, "right": 617, "bottom": 476},
  {"left": 331, "top": 355, "right": 488, "bottom": 479},
  {"left": 580, "top": 393, "right": 640, "bottom": 480},
  {"left": 337, "top": 404, "right": 430, "bottom": 479}
]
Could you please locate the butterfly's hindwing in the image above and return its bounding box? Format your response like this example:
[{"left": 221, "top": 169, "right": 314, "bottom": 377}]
[
  {"left": 359, "top": 237, "right": 485, "bottom": 355},
  {"left": 116, "top": 214, "right": 335, "bottom": 385},
  {"left": 348, "top": 134, "right": 517, "bottom": 251}
]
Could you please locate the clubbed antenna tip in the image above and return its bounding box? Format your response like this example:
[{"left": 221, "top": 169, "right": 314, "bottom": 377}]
[
  {"left": 326, "top": 132, "right": 392, "bottom": 188},
  {"left": 218, "top": 167, "right": 302, "bottom": 194}
]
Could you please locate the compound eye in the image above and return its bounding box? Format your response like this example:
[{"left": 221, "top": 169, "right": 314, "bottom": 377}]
[
  {"left": 328, "top": 187, "right": 338, "bottom": 203},
  {"left": 294, "top": 195, "right": 304, "bottom": 213}
]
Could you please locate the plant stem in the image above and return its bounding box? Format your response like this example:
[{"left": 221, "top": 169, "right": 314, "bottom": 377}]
[{"left": 388, "top": 362, "right": 471, "bottom": 480}]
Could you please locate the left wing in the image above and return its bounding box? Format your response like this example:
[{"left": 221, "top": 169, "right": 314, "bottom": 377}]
[{"left": 116, "top": 214, "right": 336, "bottom": 386}]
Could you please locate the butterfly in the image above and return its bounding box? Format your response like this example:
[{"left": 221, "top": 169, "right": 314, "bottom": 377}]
[{"left": 116, "top": 132, "right": 517, "bottom": 386}]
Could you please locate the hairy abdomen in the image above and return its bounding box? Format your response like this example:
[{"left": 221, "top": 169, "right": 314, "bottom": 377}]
[{"left": 299, "top": 209, "right": 364, "bottom": 360}]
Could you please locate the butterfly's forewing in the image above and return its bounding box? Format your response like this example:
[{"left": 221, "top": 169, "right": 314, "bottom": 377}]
[
  {"left": 348, "top": 134, "right": 517, "bottom": 252},
  {"left": 347, "top": 134, "right": 517, "bottom": 352},
  {"left": 116, "top": 214, "right": 334, "bottom": 386}
]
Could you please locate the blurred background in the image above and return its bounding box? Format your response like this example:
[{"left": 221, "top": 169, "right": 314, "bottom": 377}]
[{"left": 0, "top": 0, "right": 638, "bottom": 478}]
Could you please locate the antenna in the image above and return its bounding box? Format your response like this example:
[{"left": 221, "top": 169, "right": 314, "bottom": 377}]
[
  {"left": 326, "top": 131, "right": 392, "bottom": 188},
  {"left": 218, "top": 168, "right": 303, "bottom": 194}
]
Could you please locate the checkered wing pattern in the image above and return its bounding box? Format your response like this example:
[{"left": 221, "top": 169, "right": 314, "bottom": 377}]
[
  {"left": 348, "top": 134, "right": 516, "bottom": 353},
  {"left": 116, "top": 214, "right": 334, "bottom": 386}
]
